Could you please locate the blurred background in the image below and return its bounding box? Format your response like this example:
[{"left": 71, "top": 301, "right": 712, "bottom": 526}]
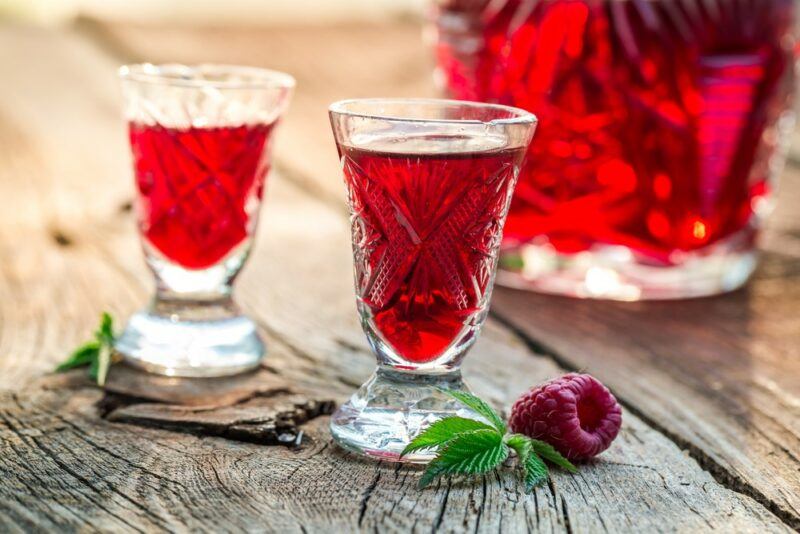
[
  {"left": 0, "top": 0, "right": 444, "bottom": 386},
  {"left": 0, "top": 0, "right": 442, "bottom": 231},
  {"left": 0, "top": 0, "right": 426, "bottom": 25},
  {"left": 1, "top": 0, "right": 798, "bottom": 298}
]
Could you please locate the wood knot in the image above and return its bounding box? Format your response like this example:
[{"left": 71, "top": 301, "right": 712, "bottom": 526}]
[
  {"left": 118, "top": 200, "right": 133, "bottom": 213},
  {"left": 51, "top": 229, "right": 73, "bottom": 247}
]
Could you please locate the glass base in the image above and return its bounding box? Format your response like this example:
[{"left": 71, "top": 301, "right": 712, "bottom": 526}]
[
  {"left": 330, "top": 368, "right": 479, "bottom": 463},
  {"left": 497, "top": 242, "right": 758, "bottom": 301},
  {"left": 115, "top": 299, "right": 265, "bottom": 377}
]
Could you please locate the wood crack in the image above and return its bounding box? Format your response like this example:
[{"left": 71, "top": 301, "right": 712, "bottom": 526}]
[
  {"left": 490, "top": 308, "right": 800, "bottom": 531},
  {"left": 29, "top": 434, "right": 157, "bottom": 532},
  {"left": 560, "top": 495, "right": 573, "bottom": 534},
  {"left": 433, "top": 476, "right": 452, "bottom": 532},
  {"left": 103, "top": 390, "right": 335, "bottom": 447},
  {"left": 474, "top": 475, "right": 488, "bottom": 534},
  {"left": 358, "top": 467, "right": 381, "bottom": 527},
  {"left": 87, "top": 364, "right": 338, "bottom": 448},
  {"left": 0, "top": 410, "right": 97, "bottom": 531},
  {"left": 45, "top": 410, "right": 189, "bottom": 490}
]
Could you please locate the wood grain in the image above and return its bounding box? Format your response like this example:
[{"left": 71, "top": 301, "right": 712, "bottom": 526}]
[
  {"left": 489, "top": 251, "right": 800, "bottom": 527},
  {"left": 2, "top": 382, "right": 787, "bottom": 533},
  {"left": 86, "top": 19, "right": 800, "bottom": 529},
  {"left": 105, "top": 392, "right": 335, "bottom": 446},
  {"left": 0, "top": 22, "right": 793, "bottom": 532}
]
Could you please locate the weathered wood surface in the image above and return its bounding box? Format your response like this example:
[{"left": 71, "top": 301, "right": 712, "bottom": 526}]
[
  {"left": 101, "top": 366, "right": 336, "bottom": 446},
  {"left": 91, "top": 19, "right": 800, "bottom": 529},
  {"left": 0, "top": 22, "right": 795, "bottom": 532}
]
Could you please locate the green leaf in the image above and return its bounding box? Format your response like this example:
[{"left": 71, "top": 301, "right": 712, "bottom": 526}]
[
  {"left": 404, "top": 391, "right": 582, "bottom": 494},
  {"left": 96, "top": 343, "right": 112, "bottom": 387},
  {"left": 418, "top": 462, "right": 448, "bottom": 490},
  {"left": 505, "top": 434, "right": 532, "bottom": 466},
  {"left": 444, "top": 390, "right": 506, "bottom": 434},
  {"left": 402, "top": 417, "right": 495, "bottom": 457},
  {"left": 88, "top": 356, "right": 99, "bottom": 381},
  {"left": 55, "top": 312, "right": 117, "bottom": 387},
  {"left": 499, "top": 253, "right": 524, "bottom": 271},
  {"left": 95, "top": 312, "right": 114, "bottom": 345},
  {"left": 524, "top": 452, "right": 549, "bottom": 492},
  {"left": 507, "top": 434, "right": 560, "bottom": 491},
  {"left": 55, "top": 341, "right": 100, "bottom": 372},
  {"left": 418, "top": 429, "right": 508, "bottom": 489},
  {"left": 530, "top": 439, "right": 577, "bottom": 473}
]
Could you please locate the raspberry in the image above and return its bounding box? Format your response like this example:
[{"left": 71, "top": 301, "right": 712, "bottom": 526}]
[{"left": 509, "top": 373, "right": 622, "bottom": 461}]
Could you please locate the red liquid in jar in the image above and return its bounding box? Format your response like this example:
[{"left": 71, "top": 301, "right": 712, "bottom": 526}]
[
  {"left": 339, "top": 139, "right": 525, "bottom": 363},
  {"left": 129, "top": 123, "right": 273, "bottom": 269},
  {"left": 435, "top": 0, "right": 795, "bottom": 263}
]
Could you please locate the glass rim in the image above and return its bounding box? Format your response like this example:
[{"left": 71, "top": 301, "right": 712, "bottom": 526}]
[
  {"left": 329, "top": 98, "right": 537, "bottom": 126},
  {"left": 118, "top": 63, "right": 296, "bottom": 90}
]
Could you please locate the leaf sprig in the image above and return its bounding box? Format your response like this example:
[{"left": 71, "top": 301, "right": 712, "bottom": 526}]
[
  {"left": 402, "top": 390, "right": 576, "bottom": 491},
  {"left": 55, "top": 312, "right": 119, "bottom": 386}
]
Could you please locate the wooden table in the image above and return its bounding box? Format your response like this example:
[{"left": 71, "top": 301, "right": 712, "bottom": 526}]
[{"left": 0, "top": 20, "right": 798, "bottom": 532}]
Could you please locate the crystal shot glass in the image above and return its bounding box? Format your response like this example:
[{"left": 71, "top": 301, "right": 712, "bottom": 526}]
[
  {"left": 329, "top": 98, "right": 537, "bottom": 461},
  {"left": 115, "top": 64, "right": 294, "bottom": 377}
]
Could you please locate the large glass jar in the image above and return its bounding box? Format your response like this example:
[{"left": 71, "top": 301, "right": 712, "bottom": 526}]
[{"left": 432, "top": 0, "right": 797, "bottom": 300}]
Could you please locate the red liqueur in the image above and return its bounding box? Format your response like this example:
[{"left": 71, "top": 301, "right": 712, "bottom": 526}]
[
  {"left": 339, "top": 140, "right": 525, "bottom": 362},
  {"left": 435, "top": 0, "right": 795, "bottom": 262},
  {"left": 129, "top": 123, "right": 273, "bottom": 269}
]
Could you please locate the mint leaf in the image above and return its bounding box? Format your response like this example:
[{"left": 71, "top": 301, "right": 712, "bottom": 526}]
[
  {"left": 95, "top": 312, "right": 114, "bottom": 345},
  {"left": 407, "top": 392, "right": 583, "bottom": 493},
  {"left": 56, "top": 341, "right": 100, "bottom": 372},
  {"left": 402, "top": 417, "right": 495, "bottom": 457},
  {"left": 505, "top": 434, "right": 532, "bottom": 465},
  {"left": 507, "top": 434, "right": 561, "bottom": 491},
  {"left": 444, "top": 390, "right": 506, "bottom": 433},
  {"left": 88, "top": 355, "right": 100, "bottom": 381},
  {"left": 55, "top": 312, "right": 118, "bottom": 386},
  {"left": 96, "top": 343, "right": 112, "bottom": 387},
  {"left": 419, "top": 429, "right": 507, "bottom": 489},
  {"left": 418, "top": 462, "right": 448, "bottom": 489},
  {"left": 524, "top": 451, "right": 549, "bottom": 491},
  {"left": 531, "top": 439, "right": 577, "bottom": 473}
]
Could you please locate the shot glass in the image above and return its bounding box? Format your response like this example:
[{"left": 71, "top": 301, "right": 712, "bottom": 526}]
[
  {"left": 115, "top": 64, "right": 294, "bottom": 377},
  {"left": 329, "top": 98, "right": 536, "bottom": 461}
]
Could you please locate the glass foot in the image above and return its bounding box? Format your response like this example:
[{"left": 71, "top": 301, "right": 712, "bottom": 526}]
[
  {"left": 330, "top": 368, "right": 478, "bottom": 463},
  {"left": 115, "top": 302, "right": 265, "bottom": 377},
  {"left": 497, "top": 240, "right": 758, "bottom": 301}
]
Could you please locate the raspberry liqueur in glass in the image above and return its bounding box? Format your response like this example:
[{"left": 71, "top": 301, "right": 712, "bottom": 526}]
[
  {"left": 129, "top": 123, "right": 274, "bottom": 270},
  {"left": 433, "top": 0, "right": 797, "bottom": 299},
  {"left": 329, "top": 99, "right": 536, "bottom": 461},
  {"left": 116, "top": 64, "right": 294, "bottom": 377}
]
